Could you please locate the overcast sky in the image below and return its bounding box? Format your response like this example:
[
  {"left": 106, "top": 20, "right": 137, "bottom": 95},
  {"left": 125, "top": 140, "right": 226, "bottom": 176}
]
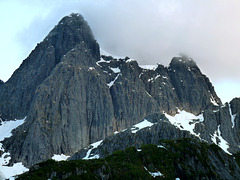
[{"left": 0, "top": 0, "right": 240, "bottom": 103}]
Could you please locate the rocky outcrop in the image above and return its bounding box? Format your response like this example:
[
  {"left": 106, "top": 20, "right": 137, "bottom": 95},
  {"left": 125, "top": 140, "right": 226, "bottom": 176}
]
[{"left": 0, "top": 13, "right": 231, "bottom": 168}]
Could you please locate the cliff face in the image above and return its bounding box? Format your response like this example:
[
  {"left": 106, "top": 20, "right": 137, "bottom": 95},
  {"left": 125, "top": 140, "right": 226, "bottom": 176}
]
[
  {"left": 0, "top": 13, "right": 99, "bottom": 120},
  {"left": 1, "top": 13, "right": 238, "bottom": 169},
  {"left": 70, "top": 98, "right": 240, "bottom": 161}
]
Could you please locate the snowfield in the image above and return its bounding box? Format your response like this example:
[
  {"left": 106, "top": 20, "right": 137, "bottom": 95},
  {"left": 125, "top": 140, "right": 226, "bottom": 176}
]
[
  {"left": 164, "top": 110, "right": 204, "bottom": 138},
  {"left": 0, "top": 118, "right": 28, "bottom": 179}
]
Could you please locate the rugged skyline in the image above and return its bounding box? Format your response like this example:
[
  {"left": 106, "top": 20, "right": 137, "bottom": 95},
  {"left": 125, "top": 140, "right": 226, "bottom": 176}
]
[
  {"left": 1, "top": 12, "right": 240, "bottom": 179},
  {"left": 0, "top": 0, "right": 240, "bottom": 102}
]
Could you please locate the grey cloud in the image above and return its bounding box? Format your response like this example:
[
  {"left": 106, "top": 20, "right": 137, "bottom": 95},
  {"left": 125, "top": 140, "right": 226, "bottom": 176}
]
[{"left": 12, "top": 0, "right": 240, "bottom": 101}]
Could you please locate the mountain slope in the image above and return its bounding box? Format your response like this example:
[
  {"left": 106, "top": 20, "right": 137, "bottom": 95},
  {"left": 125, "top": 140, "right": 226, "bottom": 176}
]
[{"left": 18, "top": 138, "right": 240, "bottom": 179}]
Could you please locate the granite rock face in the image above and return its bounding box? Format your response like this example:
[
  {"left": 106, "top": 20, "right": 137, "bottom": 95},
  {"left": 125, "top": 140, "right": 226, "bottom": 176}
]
[
  {"left": 71, "top": 99, "right": 240, "bottom": 162},
  {"left": 168, "top": 57, "right": 221, "bottom": 114},
  {"left": 0, "top": 13, "right": 99, "bottom": 120},
  {"left": 1, "top": 13, "right": 239, "bottom": 168}
]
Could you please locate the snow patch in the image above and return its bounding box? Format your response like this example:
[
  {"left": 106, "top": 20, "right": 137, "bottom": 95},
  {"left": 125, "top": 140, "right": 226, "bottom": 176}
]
[
  {"left": 211, "top": 125, "right": 231, "bottom": 155},
  {"left": 148, "top": 77, "right": 154, "bottom": 82},
  {"left": 144, "top": 167, "right": 164, "bottom": 178},
  {"left": 157, "top": 145, "right": 167, "bottom": 149},
  {"left": 114, "top": 131, "right": 119, "bottom": 134},
  {"left": 164, "top": 110, "right": 204, "bottom": 138},
  {"left": 88, "top": 67, "right": 95, "bottom": 71},
  {"left": 139, "top": 65, "right": 158, "bottom": 70},
  {"left": 131, "top": 119, "right": 155, "bottom": 133},
  {"left": 96, "top": 58, "right": 111, "bottom": 66},
  {"left": 83, "top": 140, "right": 103, "bottom": 160},
  {"left": 110, "top": 67, "right": 120, "bottom": 73},
  {"left": 100, "top": 48, "right": 124, "bottom": 59},
  {"left": 126, "top": 59, "right": 135, "bottom": 63},
  {"left": 0, "top": 118, "right": 26, "bottom": 141},
  {"left": 0, "top": 162, "right": 28, "bottom": 180},
  {"left": 0, "top": 117, "right": 28, "bottom": 179},
  {"left": 210, "top": 94, "right": 218, "bottom": 106},
  {"left": 52, "top": 154, "right": 70, "bottom": 161},
  {"left": 107, "top": 66, "right": 121, "bottom": 88}
]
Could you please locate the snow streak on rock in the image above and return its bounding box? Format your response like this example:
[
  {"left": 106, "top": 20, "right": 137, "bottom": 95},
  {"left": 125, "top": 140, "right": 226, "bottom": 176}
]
[
  {"left": 144, "top": 166, "right": 164, "bottom": 178},
  {"left": 211, "top": 125, "right": 231, "bottom": 155},
  {"left": 107, "top": 74, "right": 120, "bottom": 88},
  {"left": 82, "top": 140, "right": 103, "bottom": 160},
  {"left": 229, "top": 104, "right": 236, "bottom": 128}
]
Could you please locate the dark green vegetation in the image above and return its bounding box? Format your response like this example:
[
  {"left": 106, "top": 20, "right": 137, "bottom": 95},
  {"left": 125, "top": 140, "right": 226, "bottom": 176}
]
[{"left": 17, "top": 138, "right": 240, "bottom": 179}]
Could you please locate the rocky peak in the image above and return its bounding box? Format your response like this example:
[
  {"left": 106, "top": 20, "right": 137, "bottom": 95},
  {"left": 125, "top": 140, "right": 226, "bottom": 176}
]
[
  {"left": 0, "top": 13, "right": 99, "bottom": 120},
  {"left": 45, "top": 13, "right": 100, "bottom": 61}
]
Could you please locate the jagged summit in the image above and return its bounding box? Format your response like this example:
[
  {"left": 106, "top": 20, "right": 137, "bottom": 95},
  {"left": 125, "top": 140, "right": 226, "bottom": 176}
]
[
  {"left": 167, "top": 56, "right": 222, "bottom": 114},
  {"left": 45, "top": 12, "right": 100, "bottom": 61}
]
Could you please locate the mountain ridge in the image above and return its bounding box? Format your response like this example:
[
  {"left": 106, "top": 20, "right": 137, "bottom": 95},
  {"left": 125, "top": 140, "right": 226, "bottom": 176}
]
[
  {"left": 17, "top": 138, "right": 240, "bottom": 179},
  {"left": 0, "top": 13, "right": 239, "bottom": 179}
]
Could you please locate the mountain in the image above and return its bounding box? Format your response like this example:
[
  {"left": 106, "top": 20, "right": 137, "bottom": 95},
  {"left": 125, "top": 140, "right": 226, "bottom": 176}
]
[{"left": 0, "top": 13, "right": 240, "bottom": 178}]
